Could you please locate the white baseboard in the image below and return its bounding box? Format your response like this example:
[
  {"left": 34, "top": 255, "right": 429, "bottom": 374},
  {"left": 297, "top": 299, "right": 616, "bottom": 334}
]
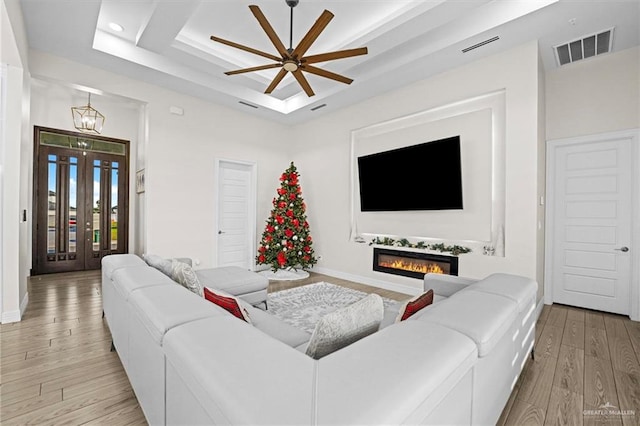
[
  {"left": 535, "top": 298, "right": 545, "bottom": 320},
  {"left": 310, "top": 266, "right": 420, "bottom": 296},
  {"left": 1, "top": 309, "right": 21, "bottom": 323},
  {"left": 1, "top": 292, "right": 29, "bottom": 324}
]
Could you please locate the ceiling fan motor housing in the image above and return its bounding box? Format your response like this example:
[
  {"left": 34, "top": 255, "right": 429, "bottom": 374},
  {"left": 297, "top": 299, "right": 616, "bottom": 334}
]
[{"left": 285, "top": 0, "right": 299, "bottom": 7}]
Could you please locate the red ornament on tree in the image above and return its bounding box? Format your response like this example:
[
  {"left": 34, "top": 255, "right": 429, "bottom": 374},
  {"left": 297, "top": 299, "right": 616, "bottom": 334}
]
[{"left": 256, "top": 162, "right": 318, "bottom": 272}]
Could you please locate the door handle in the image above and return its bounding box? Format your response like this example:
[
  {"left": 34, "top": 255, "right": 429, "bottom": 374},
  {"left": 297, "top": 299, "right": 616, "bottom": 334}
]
[
  {"left": 614, "top": 246, "right": 629, "bottom": 252},
  {"left": 218, "top": 230, "right": 225, "bottom": 234}
]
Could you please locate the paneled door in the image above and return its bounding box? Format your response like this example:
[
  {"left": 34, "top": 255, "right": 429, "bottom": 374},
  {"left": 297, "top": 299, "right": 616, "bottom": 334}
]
[
  {"left": 547, "top": 135, "right": 632, "bottom": 315},
  {"left": 215, "top": 159, "right": 256, "bottom": 270},
  {"left": 32, "top": 127, "right": 129, "bottom": 275}
]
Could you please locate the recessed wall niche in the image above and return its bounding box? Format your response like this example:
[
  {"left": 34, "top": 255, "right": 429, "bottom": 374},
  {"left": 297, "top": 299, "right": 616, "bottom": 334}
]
[{"left": 350, "top": 90, "right": 506, "bottom": 256}]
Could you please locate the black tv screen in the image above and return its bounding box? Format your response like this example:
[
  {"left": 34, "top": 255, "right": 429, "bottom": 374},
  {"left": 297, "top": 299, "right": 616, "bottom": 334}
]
[{"left": 357, "top": 136, "right": 463, "bottom": 211}]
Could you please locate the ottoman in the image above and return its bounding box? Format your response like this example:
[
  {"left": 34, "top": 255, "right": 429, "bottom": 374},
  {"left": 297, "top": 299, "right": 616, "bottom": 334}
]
[{"left": 196, "top": 266, "right": 269, "bottom": 307}]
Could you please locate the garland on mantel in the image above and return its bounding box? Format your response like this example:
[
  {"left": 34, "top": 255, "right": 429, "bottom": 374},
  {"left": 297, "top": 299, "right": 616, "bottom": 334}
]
[{"left": 369, "top": 237, "right": 472, "bottom": 256}]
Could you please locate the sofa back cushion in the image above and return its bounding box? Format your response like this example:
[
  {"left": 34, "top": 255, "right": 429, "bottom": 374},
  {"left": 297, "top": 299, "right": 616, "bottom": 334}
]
[
  {"left": 102, "top": 254, "right": 146, "bottom": 280},
  {"left": 305, "top": 293, "right": 383, "bottom": 359},
  {"left": 416, "top": 291, "right": 517, "bottom": 356}
]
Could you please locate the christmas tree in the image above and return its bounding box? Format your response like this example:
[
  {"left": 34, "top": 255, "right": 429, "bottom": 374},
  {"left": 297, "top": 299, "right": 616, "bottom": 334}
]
[{"left": 257, "top": 162, "right": 317, "bottom": 272}]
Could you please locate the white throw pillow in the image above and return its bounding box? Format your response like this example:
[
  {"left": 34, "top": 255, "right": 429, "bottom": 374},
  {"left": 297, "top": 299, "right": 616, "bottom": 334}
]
[
  {"left": 169, "top": 259, "right": 203, "bottom": 296},
  {"left": 143, "top": 253, "right": 173, "bottom": 277},
  {"left": 305, "top": 293, "right": 384, "bottom": 359}
]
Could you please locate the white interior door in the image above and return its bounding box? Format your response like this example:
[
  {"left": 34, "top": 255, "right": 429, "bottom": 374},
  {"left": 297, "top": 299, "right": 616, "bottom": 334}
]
[
  {"left": 216, "top": 160, "right": 256, "bottom": 270},
  {"left": 548, "top": 136, "right": 632, "bottom": 315}
]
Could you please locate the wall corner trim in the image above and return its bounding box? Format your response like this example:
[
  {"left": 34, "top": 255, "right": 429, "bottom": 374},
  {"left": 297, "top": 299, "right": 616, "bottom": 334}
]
[{"left": 20, "top": 291, "right": 29, "bottom": 316}]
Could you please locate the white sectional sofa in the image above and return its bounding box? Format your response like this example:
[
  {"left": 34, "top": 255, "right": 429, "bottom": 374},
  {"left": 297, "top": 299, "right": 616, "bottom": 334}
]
[{"left": 101, "top": 254, "right": 537, "bottom": 425}]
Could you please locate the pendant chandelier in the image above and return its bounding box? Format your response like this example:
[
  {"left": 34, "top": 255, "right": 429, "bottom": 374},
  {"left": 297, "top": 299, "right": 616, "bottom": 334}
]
[{"left": 71, "top": 93, "right": 105, "bottom": 134}]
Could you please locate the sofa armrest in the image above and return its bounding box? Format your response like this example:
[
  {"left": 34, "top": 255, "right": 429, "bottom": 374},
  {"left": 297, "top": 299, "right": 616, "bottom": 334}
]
[{"left": 424, "top": 273, "right": 479, "bottom": 297}]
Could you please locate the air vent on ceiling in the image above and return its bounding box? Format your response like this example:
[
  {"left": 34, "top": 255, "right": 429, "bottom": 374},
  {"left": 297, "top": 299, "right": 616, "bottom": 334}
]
[
  {"left": 310, "top": 104, "right": 327, "bottom": 111},
  {"left": 462, "top": 36, "right": 500, "bottom": 53},
  {"left": 554, "top": 28, "right": 614, "bottom": 66}
]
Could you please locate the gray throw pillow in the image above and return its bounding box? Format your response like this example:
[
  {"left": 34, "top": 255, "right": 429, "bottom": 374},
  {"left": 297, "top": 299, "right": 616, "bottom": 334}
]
[
  {"left": 169, "top": 259, "right": 203, "bottom": 296},
  {"left": 143, "top": 254, "right": 173, "bottom": 277},
  {"left": 305, "top": 293, "right": 384, "bottom": 359}
]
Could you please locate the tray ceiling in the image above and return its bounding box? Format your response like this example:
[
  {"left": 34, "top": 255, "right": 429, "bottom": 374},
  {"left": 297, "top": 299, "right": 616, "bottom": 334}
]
[{"left": 19, "top": 0, "right": 640, "bottom": 124}]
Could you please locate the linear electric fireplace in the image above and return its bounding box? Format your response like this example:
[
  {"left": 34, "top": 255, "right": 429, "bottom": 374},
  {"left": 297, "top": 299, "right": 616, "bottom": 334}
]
[{"left": 373, "top": 247, "right": 458, "bottom": 279}]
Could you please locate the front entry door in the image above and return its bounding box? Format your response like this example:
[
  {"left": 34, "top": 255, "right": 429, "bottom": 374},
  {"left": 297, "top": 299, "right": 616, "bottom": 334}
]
[
  {"left": 33, "top": 127, "right": 129, "bottom": 275},
  {"left": 547, "top": 135, "right": 632, "bottom": 315}
]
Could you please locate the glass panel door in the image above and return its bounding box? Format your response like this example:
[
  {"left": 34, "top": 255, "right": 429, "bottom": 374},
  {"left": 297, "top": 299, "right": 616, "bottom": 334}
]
[
  {"left": 33, "top": 127, "right": 129, "bottom": 275},
  {"left": 84, "top": 154, "right": 127, "bottom": 270},
  {"left": 36, "top": 148, "right": 85, "bottom": 273}
]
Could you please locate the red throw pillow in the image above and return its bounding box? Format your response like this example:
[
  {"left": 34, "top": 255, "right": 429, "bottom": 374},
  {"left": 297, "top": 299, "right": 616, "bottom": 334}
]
[
  {"left": 203, "top": 287, "right": 251, "bottom": 323},
  {"left": 397, "top": 289, "right": 434, "bottom": 322}
]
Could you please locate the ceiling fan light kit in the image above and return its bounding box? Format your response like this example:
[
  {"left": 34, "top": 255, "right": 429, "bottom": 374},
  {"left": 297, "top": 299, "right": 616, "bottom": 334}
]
[{"left": 210, "top": 0, "right": 368, "bottom": 97}]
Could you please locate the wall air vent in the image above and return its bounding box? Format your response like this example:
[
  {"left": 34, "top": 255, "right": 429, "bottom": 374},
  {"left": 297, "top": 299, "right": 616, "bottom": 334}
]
[
  {"left": 554, "top": 28, "right": 614, "bottom": 66},
  {"left": 462, "top": 36, "right": 500, "bottom": 53},
  {"left": 238, "top": 101, "right": 258, "bottom": 109}
]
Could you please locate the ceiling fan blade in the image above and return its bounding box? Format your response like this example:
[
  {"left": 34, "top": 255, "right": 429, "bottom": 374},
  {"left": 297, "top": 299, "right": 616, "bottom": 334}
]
[
  {"left": 210, "top": 36, "right": 282, "bottom": 62},
  {"left": 249, "top": 5, "right": 289, "bottom": 59},
  {"left": 265, "top": 68, "right": 288, "bottom": 94},
  {"left": 225, "top": 63, "right": 282, "bottom": 76},
  {"left": 301, "top": 65, "right": 353, "bottom": 85},
  {"left": 301, "top": 47, "right": 368, "bottom": 64},
  {"left": 292, "top": 70, "right": 315, "bottom": 97},
  {"left": 291, "top": 10, "right": 334, "bottom": 59}
]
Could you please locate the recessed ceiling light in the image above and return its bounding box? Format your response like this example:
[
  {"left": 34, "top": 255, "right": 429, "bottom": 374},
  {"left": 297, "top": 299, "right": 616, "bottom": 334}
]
[{"left": 109, "top": 22, "right": 124, "bottom": 32}]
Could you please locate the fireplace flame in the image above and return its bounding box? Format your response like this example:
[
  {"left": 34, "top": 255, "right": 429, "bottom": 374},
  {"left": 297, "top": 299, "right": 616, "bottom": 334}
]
[{"left": 380, "top": 259, "right": 444, "bottom": 275}]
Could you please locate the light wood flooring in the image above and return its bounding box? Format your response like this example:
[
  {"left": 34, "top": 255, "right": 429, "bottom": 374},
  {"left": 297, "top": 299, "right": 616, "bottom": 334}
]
[{"left": 1, "top": 270, "right": 639, "bottom": 425}]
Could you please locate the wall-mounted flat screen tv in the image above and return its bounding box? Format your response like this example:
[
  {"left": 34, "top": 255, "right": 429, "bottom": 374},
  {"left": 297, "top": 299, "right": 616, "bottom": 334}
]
[{"left": 357, "top": 136, "right": 463, "bottom": 211}]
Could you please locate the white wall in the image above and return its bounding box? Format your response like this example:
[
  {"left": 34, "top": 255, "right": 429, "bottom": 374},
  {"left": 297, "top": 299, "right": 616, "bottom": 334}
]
[
  {"left": 291, "top": 41, "right": 544, "bottom": 296},
  {"left": 546, "top": 46, "right": 640, "bottom": 140},
  {"left": 545, "top": 46, "right": 640, "bottom": 318},
  {"left": 30, "top": 80, "right": 142, "bottom": 254},
  {"left": 27, "top": 51, "right": 290, "bottom": 270},
  {"left": 1, "top": 0, "right": 30, "bottom": 323}
]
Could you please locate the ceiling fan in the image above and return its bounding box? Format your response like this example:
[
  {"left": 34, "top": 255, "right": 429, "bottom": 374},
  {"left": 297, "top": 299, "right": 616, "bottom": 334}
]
[{"left": 210, "top": 0, "right": 368, "bottom": 97}]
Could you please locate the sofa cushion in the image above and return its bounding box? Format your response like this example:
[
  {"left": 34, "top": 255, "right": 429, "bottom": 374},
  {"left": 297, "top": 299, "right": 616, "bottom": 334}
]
[
  {"left": 129, "top": 285, "right": 227, "bottom": 345},
  {"left": 102, "top": 254, "right": 146, "bottom": 280},
  {"left": 112, "top": 266, "right": 174, "bottom": 300},
  {"left": 415, "top": 291, "right": 517, "bottom": 357},
  {"left": 204, "top": 287, "right": 252, "bottom": 323},
  {"left": 248, "top": 308, "right": 311, "bottom": 348},
  {"left": 170, "top": 260, "right": 203, "bottom": 296},
  {"left": 196, "top": 266, "right": 268, "bottom": 297},
  {"left": 315, "top": 321, "right": 477, "bottom": 424},
  {"left": 423, "top": 273, "right": 478, "bottom": 297},
  {"left": 397, "top": 289, "right": 434, "bottom": 322},
  {"left": 203, "top": 286, "right": 309, "bottom": 346},
  {"left": 380, "top": 293, "right": 447, "bottom": 330},
  {"left": 305, "top": 293, "right": 384, "bottom": 359},
  {"left": 164, "top": 317, "right": 315, "bottom": 425},
  {"left": 463, "top": 273, "right": 538, "bottom": 313}
]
